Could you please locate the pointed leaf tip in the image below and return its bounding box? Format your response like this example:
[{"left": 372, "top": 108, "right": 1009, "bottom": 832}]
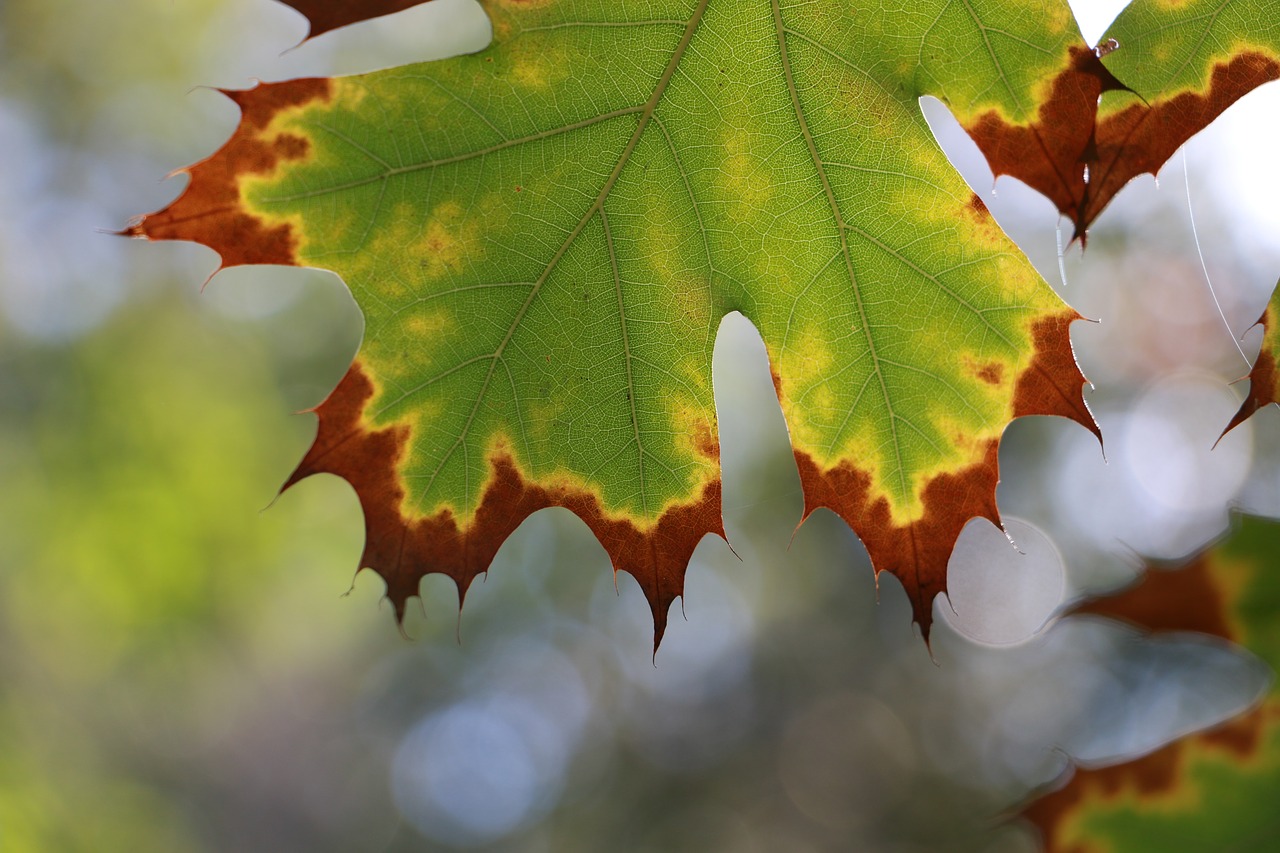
[
  {"left": 125, "top": 78, "right": 332, "bottom": 270},
  {"left": 794, "top": 440, "right": 1003, "bottom": 641},
  {"left": 287, "top": 362, "right": 724, "bottom": 648},
  {"left": 1222, "top": 294, "right": 1280, "bottom": 441},
  {"left": 1012, "top": 312, "right": 1100, "bottom": 447},
  {"left": 274, "top": 0, "right": 439, "bottom": 41},
  {"left": 790, "top": 310, "right": 1093, "bottom": 641},
  {"left": 139, "top": 0, "right": 1176, "bottom": 651}
]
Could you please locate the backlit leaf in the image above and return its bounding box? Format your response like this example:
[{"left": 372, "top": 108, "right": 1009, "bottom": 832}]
[{"left": 125, "top": 0, "right": 1280, "bottom": 647}]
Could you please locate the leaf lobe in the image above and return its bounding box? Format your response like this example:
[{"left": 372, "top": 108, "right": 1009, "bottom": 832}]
[
  {"left": 123, "top": 80, "right": 333, "bottom": 269},
  {"left": 285, "top": 360, "right": 725, "bottom": 649}
]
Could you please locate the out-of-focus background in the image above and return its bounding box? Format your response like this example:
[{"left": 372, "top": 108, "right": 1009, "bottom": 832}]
[{"left": 1, "top": 1, "right": 1277, "bottom": 849}]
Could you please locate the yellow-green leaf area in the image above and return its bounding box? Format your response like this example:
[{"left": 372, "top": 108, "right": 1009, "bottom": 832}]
[{"left": 228, "top": 2, "right": 1092, "bottom": 561}]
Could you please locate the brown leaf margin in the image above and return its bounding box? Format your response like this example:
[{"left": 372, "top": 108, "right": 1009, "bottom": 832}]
[
  {"left": 122, "top": 79, "right": 333, "bottom": 269},
  {"left": 790, "top": 311, "right": 1099, "bottom": 642},
  {"left": 966, "top": 45, "right": 1280, "bottom": 242},
  {"left": 274, "top": 0, "right": 437, "bottom": 42},
  {"left": 121, "top": 31, "right": 1113, "bottom": 651},
  {"left": 124, "top": 78, "right": 726, "bottom": 649},
  {"left": 282, "top": 362, "right": 725, "bottom": 652},
  {"left": 1022, "top": 707, "right": 1271, "bottom": 853}
]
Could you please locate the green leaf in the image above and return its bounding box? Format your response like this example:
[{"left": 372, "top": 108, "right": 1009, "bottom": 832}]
[
  {"left": 1023, "top": 513, "right": 1280, "bottom": 853},
  {"left": 132, "top": 0, "right": 1195, "bottom": 648}
]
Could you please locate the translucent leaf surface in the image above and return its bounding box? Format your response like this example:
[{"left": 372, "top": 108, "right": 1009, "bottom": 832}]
[{"left": 128, "top": 0, "right": 1276, "bottom": 647}]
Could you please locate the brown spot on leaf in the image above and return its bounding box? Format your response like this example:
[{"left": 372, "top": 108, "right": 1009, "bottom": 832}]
[
  {"left": 1222, "top": 307, "right": 1278, "bottom": 440},
  {"left": 123, "top": 79, "right": 332, "bottom": 269},
  {"left": 691, "top": 419, "right": 721, "bottom": 461},
  {"left": 965, "top": 192, "right": 991, "bottom": 220},
  {"left": 966, "top": 46, "right": 1279, "bottom": 241},
  {"left": 771, "top": 368, "right": 784, "bottom": 402},
  {"left": 276, "top": 0, "right": 436, "bottom": 41},
  {"left": 975, "top": 362, "right": 1003, "bottom": 385},
  {"left": 275, "top": 133, "right": 310, "bottom": 160},
  {"left": 960, "top": 190, "right": 1006, "bottom": 246},
  {"left": 284, "top": 361, "right": 724, "bottom": 651}
]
